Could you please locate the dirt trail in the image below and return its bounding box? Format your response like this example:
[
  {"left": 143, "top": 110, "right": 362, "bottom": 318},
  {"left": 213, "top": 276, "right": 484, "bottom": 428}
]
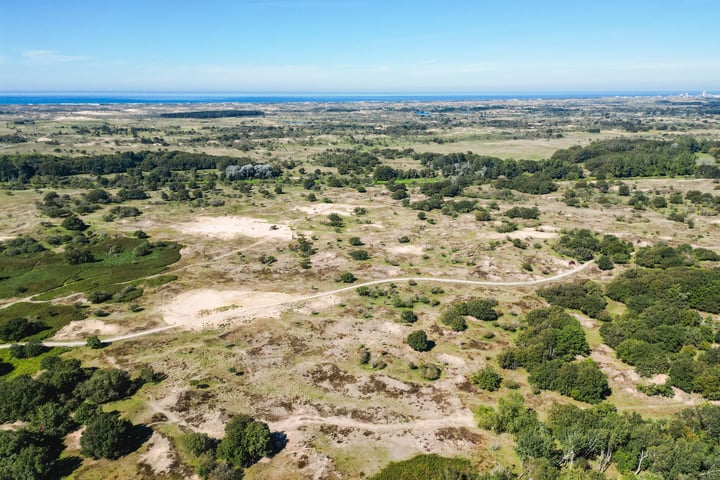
[
  {"left": 269, "top": 410, "right": 475, "bottom": 435},
  {"left": 0, "top": 261, "right": 593, "bottom": 348}
]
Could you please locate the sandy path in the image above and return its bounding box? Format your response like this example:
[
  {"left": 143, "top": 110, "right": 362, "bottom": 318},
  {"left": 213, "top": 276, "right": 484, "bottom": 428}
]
[
  {"left": 0, "top": 261, "right": 592, "bottom": 348},
  {"left": 269, "top": 410, "right": 475, "bottom": 435}
]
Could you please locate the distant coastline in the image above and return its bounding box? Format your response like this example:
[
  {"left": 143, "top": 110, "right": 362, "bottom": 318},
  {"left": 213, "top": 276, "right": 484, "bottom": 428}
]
[{"left": 0, "top": 91, "right": 712, "bottom": 105}]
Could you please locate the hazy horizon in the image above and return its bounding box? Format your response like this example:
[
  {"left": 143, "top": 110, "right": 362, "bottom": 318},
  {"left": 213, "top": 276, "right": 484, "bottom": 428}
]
[{"left": 1, "top": 0, "right": 719, "bottom": 92}]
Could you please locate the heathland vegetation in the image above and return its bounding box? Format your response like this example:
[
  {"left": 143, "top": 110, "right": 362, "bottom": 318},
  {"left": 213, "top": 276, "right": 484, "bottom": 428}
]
[{"left": 1, "top": 95, "right": 720, "bottom": 478}]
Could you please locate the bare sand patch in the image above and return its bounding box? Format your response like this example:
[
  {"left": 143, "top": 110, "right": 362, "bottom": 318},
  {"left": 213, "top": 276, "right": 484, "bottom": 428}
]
[
  {"left": 294, "top": 204, "right": 357, "bottom": 216},
  {"left": 52, "top": 319, "right": 121, "bottom": 341},
  {"left": 175, "top": 216, "right": 293, "bottom": 241},
  {"left": 140, "top": 432, "right": 175, "bottom": 476},
  {"left": 387, "top": 245, "right": 424, "bottom": 256},
  {"left": 436, "top": 353, "right": 466, "bottom": 368},
  {"left": 161, "top": 289, "right": 300, "bottom": 330},
  {"left": 477, "top": 225, "right": 559, "bottom": 241},
  {"left": 0, "top": 421, "right": 28, "bottom": 431},
  {"left": 64, "top": 428, "right": 83, "bottom": 451}
]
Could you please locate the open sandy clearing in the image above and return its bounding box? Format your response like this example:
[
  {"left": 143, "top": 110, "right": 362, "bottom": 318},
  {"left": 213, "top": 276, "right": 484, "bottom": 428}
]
[
  {"left": 387, "top": 244, "right": 425, "bottom": 256},
  {"left": 175, "top": 216, "right": 293, "bottom": 240},
  {"left": 160, "top": 289, "right": 301, "bottom": 330},
  {"left": 52, "top": 319, "right": 122, "bottom": 341},
  {"left": 139, "top": 432, "right": 177, "bottom": 476},
  {"left": 294, "top": 203, "right": 357, "bottom": 216},
  {"left": 477, "top": 225, "right": 559, "bottom": 240}
]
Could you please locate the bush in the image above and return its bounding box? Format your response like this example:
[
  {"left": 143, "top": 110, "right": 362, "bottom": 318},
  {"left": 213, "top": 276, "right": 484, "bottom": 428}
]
[
  {"left": 370, "top": 454, "right": 475, "bottom": 480},
  {"left": 471, "top": 366, "right": 503, "bottom": 391},
  {"left": 9, "top": 340, "right": 48, "bottom": 359},
  {"left": 597, "top": 254, "right": 614, "bottom": 270},
  {"left": 75, "top": 368, "right": 134, "bottom": 403},
  {"left": 80, "top": 411, "right": 134, "bottom": 459},
  {"left": 400, "top": 310, "right": 418, "bottom": 324},
  {"left": 216, "top": 414, "right": 272, "bottom": 468},
  {"left": 74, "top": 402, "right": 102, "bottom": 425},
  {"left": 407, "top": 330, "right": 431, "bottom": 352},
  {"left": 184, "top": 432, "right": 217, "bottom": 457},
  {"left": 326, "top": 213, "right": 344, "bottom": 227},
  {"left": 61, "top": 215, "right": 88, "bottom": 231},
  {"left": 463, "top": 298, "right": 500, "bottom": 321},
  {"left": 440, "top": 309, "right": 467, "bottom": 331},
  {"left": 339, "top": 272, "right": 356, "bottom": 283},
  {"left": 505, "top": 206, "right": 540, "bottom": 219},
  {"left": 86, "top": 336, "right": 105, "bottom": 349},
  {"left": 420, "top": 364, "right": 441, "bottom": 380},
  {"left": 0, "top": 317, "right": 47, "bottom": 342},
  {"left": 349, "top": 249, "right": 370, "bottom": 260},
  {"left": 89, "top": 291, "right": 112, "bottom": 304},
  {"left": 64, "top": 246, "right": 95, "bottom": 265}
]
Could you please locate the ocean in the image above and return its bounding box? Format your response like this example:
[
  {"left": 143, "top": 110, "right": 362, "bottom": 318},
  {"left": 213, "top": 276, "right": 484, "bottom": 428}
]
[{"left": 0, "top": 92, "right": 694, "bottom": 105}]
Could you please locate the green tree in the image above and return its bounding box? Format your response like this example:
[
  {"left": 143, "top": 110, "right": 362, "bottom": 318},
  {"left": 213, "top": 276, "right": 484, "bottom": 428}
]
[
  {"left": 9, "top": 444, "right": 56, "bottom": 480},
  {"left": 80, "top": 411, "right": 134, "bottom": 459},
  {"left": 75, "top": 368, "right": 134, "bottom": 404},
  {"left": 216, "top": 415, "right": 272, "bottom": 468},
  {"left": 597, "top": 254, "right": 614, "bottom": 271},
  {"left": 30, "top": 402, "right": 75, "bottom": 437},
  {"left": 326, "top": 213, "right": 344, "bottom": 227},
  {"left": 184, "top": 431, "right": 217, "bottom": 457},
  {"left": 400, "top": 310, "right": 418, "bottom": 324},
  {"left": 471, "top": 366, "right": 503, "bottom": 391},
  {"left": 0, "top": 317, "right": 46, "bottom": 342},
  {"left": 74, "top": 402, "right": 102, "bottom": 425},
  {"left": 86, "top": 335, "right": 105, "bottom": 349},
  {"left": 407, "top": 330, "right": 431, "bottom": 352},
  {"left": 339, "top": 272, "right": 356, "bottom": 283},
  {"left": 440, "top": 309, "right": 467, "bottom": 331},
  {"left": 61, "top": 215, "right": 88, "bottom": 231}
]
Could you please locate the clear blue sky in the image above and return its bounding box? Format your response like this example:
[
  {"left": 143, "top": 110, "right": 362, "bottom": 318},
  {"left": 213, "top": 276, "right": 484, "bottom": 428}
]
[{"left": 0, "top": 0, "right": 718, "bottom": 93}]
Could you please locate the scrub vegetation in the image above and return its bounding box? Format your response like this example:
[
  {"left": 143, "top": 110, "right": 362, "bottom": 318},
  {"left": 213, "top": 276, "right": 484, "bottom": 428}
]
[{"left": 1, "top": 95, "right": 720, "bottom": 478}]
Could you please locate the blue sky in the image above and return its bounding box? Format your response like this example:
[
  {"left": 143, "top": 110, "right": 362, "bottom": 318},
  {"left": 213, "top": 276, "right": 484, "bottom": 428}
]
[{"left": 0, "top": 0, "right": 718, "bottom": 93}]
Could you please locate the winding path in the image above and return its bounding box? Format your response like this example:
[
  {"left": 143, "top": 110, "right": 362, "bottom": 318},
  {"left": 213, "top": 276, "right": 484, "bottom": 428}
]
[{"left": 0, "top": 261, "right": 592, "bottom": 349}]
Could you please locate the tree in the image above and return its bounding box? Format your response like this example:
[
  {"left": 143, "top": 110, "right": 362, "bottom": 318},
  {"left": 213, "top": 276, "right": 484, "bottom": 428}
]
[
  {"left": 471, "top": 366, "right": 503, "bottom": 391},
  {"left": 75, "top": 368, "right": 134, "bottom": 404},
  {"left": 64, "top": 246, "right": 94, "bottom": 265},
  {"left": 407, "top": 330, "right": 431, "bottom": 352},
  {"left": 217, "top": 415, "right": 272, "bottom": 468},
  {"left": 597, "top": 254, "right": 614, "bottom": 271},
  {"left": 326, "top": 213, "right": 344, "bottom": 228},
  {"left": 74, "top": 402, "right": 102, "bottom": 425},
  {"left": 0, "top": 317, "right": 47, "bottom": 342},
  {"left": 515, "top": 424, "right": 558, "bottom": 461},
  {"left": 400, "top": 310, "right": 418, "bottom": 324},
  {"left": 30, "top": 402, "right": 75, "bottom": 437},
  {"left": 339, "top": 272, "right": 356, "bottom": 283},
  {"left": 440, "top": 309, "right": 467, "bottom": 331},
  {"left": 80, "top": 411, "right": 134, "bottom": 459},
  {"left": 349, "top": 249, "right": 370, "bottom": 260},
  {"left": 464, "top": 298, "right": 500, "bottom": 321},
  {"left": 184, "top": 431, "right": 217, "bottom": 457},
  {"left": 61, "top": 215, "right": 88, "bottom": 231},
  {"left": 86, "top": 335, "right": 105, "bottom": 349},
  {"left": 8, "top": 444, "right": 56, "bottom": 480}
]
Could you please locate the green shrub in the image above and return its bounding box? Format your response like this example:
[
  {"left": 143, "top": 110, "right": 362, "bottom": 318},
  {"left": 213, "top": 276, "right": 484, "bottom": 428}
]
[
  {"left": 407, "top": 330, "right": 431, "bottom": 352},
  {"left": 471, "top": 366, "right": 503, "bottom": 391}
]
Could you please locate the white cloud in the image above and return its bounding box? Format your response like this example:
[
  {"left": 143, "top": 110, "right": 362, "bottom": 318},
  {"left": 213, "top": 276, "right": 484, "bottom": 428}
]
[{"left": 22, "top": 50, "right": 87, "bottom": 64}]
